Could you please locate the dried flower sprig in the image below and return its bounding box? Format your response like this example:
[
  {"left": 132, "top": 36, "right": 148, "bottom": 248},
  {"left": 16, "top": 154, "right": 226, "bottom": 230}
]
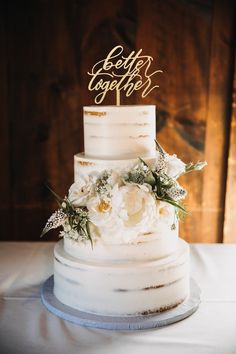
[
  {"left": 123, "top": 160, "right": 154, "bottom": 186},
  {"left": 61, "top": 197, "right": 93, "bottom": 246},
  {"left": 137, "top": 158, "right": 187, "bottom": 213},
  {"left": 40, "top": 209, "right": 67, "bottom": 237},
  {"left": 95, "top": 171, "right": 112, "bottom": 196},
  {"left": 41, "top": 187, "right": 93, "bottom": 246}
]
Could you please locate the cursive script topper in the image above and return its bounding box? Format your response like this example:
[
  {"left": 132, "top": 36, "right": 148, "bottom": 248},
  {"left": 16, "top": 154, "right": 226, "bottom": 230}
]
[{"left": 87, "top": 45, "right": 163, "bottom": 105}]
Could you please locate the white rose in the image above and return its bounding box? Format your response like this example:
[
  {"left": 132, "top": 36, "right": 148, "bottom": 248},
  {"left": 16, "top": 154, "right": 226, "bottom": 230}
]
[
  {"left": 87, "top": 195, "right": 113, "bottom": 227},
  {"left": 111, "top": 185, "right": 157, "bottom": 241},
  {"left": 87, "top": 189, "right": 123, "bottom": 241},
  {"left": 165, "top": 154, "right": 186, "bottom": 178},
  {"left": 87, "top": 184, "right": 158, "bottom": 243},
  {"left": 68, "top": 176, "right": 93, "bottom": 207}
]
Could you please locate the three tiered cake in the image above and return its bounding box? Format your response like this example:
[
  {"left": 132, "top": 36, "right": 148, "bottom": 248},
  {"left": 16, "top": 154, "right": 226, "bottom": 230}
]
[{"left": 42, "top": 105, "right": 206, "bottom": 316}]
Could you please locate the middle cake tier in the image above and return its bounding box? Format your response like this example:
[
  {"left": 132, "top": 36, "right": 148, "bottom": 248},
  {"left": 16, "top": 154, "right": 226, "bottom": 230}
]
[{"left": 72, "top": 153, "right": 179, "bottom": 257}]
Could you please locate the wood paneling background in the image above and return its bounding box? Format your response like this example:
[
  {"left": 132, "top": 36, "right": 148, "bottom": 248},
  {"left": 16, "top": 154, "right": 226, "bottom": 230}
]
[{"left": 0, "top": 0, "right": 235, "bottom": 242}]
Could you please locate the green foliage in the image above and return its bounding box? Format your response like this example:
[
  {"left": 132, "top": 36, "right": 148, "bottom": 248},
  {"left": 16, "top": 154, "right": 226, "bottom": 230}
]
[
  {"left": 41, "top": 188, "right": 93, "bottom": 247},
  {"left": 184, "top": 161, "right": 207, "bottom": 175}
]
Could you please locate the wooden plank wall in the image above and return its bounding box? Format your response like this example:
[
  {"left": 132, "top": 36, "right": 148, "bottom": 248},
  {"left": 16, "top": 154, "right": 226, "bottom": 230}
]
[
  {"left": 0, "top": 0, "right": 235, "bottom": 242},
  {"left": 202, "top": 0, "right": 235, "bottom": 242},
  {"left": 224, "top": 53, "right": 236, "bottom": 242},
  {"left": 0, "top": 2, "right": 10, "bottom": 240}
]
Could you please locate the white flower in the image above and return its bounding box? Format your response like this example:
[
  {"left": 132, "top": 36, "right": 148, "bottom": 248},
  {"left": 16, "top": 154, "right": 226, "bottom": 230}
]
[
  {"left": 87, "top": 195, "right": 113, "bottom": 227},
  {"left": 87, "top": 184, "right": 157, "bottom": 243},
  {"left": 60, "top": 228, "right": 79, "bottom": 240},
  {"left": 157, "top": 201, "right": 175, "bottom": 224},
  {"left": 87, "top": 190, "right": 123, "bottom": 241},
  {"left": 150, "top": 201, "right": 177, "bottom": 233},
  {"left": 165, "top": 154, "right": 186, "bottom": 178},
  {"left": 68, "top": 176, "right": 93, "bottom": 207},
  {"left": 111, "top": 185, "right": 157, "bottom": 241}
]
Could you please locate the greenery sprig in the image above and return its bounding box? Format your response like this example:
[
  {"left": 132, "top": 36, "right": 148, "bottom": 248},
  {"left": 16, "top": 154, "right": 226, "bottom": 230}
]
[
  {"left": 41, "top": 186, "right": 93, "bottom": 247},
  {"left": 138, "top": 158, "right": 187, "bottom": 213}
]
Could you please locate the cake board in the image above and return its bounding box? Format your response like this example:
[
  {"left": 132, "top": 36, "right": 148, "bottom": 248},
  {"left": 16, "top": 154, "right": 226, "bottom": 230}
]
[{"left": 41, "top": 276, "right": 200, "bottom": 330}]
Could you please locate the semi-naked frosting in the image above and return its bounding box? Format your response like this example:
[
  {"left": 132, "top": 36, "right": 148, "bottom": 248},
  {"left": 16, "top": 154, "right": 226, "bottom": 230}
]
[
  {"left": 53, "top": 104, "right": 190, "bottom": 316},
  {"left": 64, "top": 228, "right": 178, "bottom": 263},
  {"left": 54, "top": 239, "right": 189, "bottom": 316},
  {"left": 83, "top": 105, "right": 156, "bottom": 158}
]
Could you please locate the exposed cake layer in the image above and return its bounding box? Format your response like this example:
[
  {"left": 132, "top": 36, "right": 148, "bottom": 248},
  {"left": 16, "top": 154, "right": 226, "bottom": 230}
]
[
  {"left": 83, "top": 105, "right": 156, "bottom": 159},
  {"left": 74, "top": 153, "right": 157, "bottom": 180},
  {"left": 54, "top": 239, "right": 189, "bottom": 316},
  {"left": 64, "top": 226, "right": 178, "bottom": 263}
]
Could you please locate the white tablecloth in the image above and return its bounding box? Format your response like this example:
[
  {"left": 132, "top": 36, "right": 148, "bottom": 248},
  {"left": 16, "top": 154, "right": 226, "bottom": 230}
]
[{"left": 0, "top": 242, "right": 236, "bottom": 354}]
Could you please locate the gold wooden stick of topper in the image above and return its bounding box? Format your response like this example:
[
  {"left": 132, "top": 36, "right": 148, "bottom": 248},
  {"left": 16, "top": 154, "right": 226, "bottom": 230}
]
[
  {"left": 87, "top": 45, "right": 163, "bottom": 105},
  {"left": 116, "top": 88, "right": 120, "bottom": 106}
]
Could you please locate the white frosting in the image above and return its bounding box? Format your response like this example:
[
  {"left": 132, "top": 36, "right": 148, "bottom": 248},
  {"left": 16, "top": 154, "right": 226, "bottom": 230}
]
[
  {"left": 83, "top": 105, "right": 156, "bottom": 158},
  {"left": 54, "top": 239, "right": 189, "bottom": 316},
  {"left": 53, "top": 104, "right": 191, "bottom": 316},
  {"left": 64, "top": 226, "right": 178, "bottom": 262}
]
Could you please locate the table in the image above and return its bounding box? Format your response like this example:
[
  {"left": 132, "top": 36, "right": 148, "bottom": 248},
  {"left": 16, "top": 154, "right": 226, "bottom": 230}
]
[{"left": 0, "top": 242, "right": 236, "bottom": 354}]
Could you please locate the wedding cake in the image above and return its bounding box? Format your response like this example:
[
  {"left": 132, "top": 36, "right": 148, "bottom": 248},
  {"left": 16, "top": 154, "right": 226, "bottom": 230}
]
[{"left": 42, "top": 105, "right": 206, "bottom": 316}]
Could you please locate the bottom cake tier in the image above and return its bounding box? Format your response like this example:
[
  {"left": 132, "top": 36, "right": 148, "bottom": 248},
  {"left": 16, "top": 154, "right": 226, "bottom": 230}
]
[{"left": 53, "top": 238, "right": 190, "bottom": 316}]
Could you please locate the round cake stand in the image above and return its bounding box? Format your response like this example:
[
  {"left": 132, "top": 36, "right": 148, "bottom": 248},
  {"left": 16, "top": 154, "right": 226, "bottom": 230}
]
[{"left": 41, "top": 276, "right": 200, "bottom": 331}]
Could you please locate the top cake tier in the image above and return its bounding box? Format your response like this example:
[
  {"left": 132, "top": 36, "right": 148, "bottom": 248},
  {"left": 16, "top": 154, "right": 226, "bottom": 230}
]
[{"left": 83, "top": 105, "right": 156, "bottom": 159}]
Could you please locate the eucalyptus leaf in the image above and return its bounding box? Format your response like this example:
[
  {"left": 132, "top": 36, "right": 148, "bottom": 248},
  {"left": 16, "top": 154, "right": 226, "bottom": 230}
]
[
  {"left": 46, "top": 184, "right": 64, "bottom": 204},
  {"left": 156, "top": 196, "right": 187, "bottom": 213},
  {"left": 86, "top": 222, "right": 93, "bottom": 249},
  {"left": 185, "top": 161, "right": 207, "bottom": 173}
]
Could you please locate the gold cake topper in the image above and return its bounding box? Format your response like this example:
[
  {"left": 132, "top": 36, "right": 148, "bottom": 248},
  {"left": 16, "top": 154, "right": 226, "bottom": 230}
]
[{"left": 87, "top": 45, "right": 163, "bottom": 105}]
